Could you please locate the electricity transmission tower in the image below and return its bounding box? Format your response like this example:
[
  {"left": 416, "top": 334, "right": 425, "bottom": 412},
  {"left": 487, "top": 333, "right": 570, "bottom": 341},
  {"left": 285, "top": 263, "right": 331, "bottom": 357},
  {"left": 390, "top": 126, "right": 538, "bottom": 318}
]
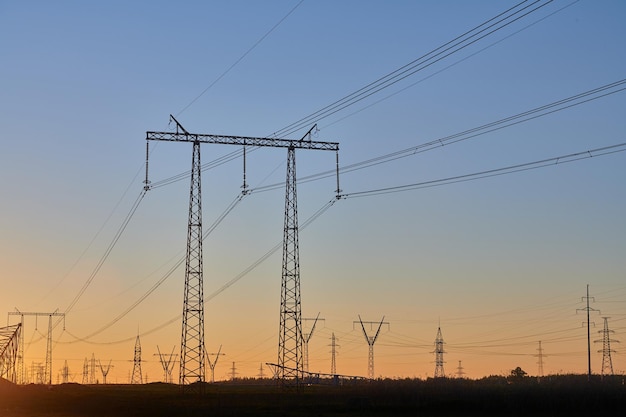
[
  {"left": 433, "top": 325, "right": 446, "bottom": 378},
  {"left": 354, "top": 316, "right": 389, "bottom": 379},
  {"left": 230, "top": 361, "right": 238, "bottom": 380},
  {"left": 145, "top": 116, "right": 339, "bottom": 387},
  {"left": 155, "top": 345, "right": 177, "bottom": 384},
  {"left": 329, "top": 332, "right": 339, "bottom": 375},
  {"left": 61, "top": 360, "right": 70, "bottom": 384},
  {"left": 302, "top": 314, "right": 324, "bottom": 373},
  {"left": 205, "top": 345, "right": 224, "bottom": 383},
  {"left": 577, "top": 284, "right": 600, "bottom": 381},
  {"left": 0, "top": 323, "right": 21, "bottom": 383},
  {"left": 81, "top": 358, "right": 88, "bottom": 384},
  {"left": 7, "top": 309, "right": 65, "bottom": 385},
  {"left": 30, "top": 362, "right": 44, "bottom": 384},
  {"left": 534, "top": 341, "right": 546, "bottom": 380},
  {"left": 595, "top": 317, "right": 618, "bottom": 378},
  {"left": 98, "top": 359, "right": 113, "bottom": 384},
  {"left": 89, "top": 353, "right": 96, "bottom": 384},
  {"left": 456, "top": 360, "right": 465, "bottom": 378},
  {"left": 131, "top": 335, "right": 143, "bottom": 384}
]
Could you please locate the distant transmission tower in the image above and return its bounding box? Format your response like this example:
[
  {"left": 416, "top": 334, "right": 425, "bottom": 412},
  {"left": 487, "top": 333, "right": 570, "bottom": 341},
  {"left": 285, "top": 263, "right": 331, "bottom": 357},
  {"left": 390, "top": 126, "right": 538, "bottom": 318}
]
[
  {"left": 456, "top": 360, "right": 465, "bottom": 378},
  {"left": 206, "top": 345, "right": 224, "bottom": 383},
  {"left": 0, "top": 323, "right": 21, "bottom": 384},
  {"left": 98, "top": 359, "right": 113, "bottom": 384},
  {"left": 230, "top": 361, "right": 238, "bottom": 380},
  {"left": 155, "top": 345, "right": 177, "bottom": 384},
  {"left": 433, "top": 326, "right": 446, "bottom": 378},
  {"left": 89, "top": 353, "right": 96, "bottom": 384},
  {"left": 595, "top": 317, "right": 618, "bottom": 378},
  {"left": 5, "top": 313, "right": 25, "bottom": 384},
  {"left": 7, "top": 309, "right": 65, "bottom": 385},
  {"left": 257, "top": 363, "right": 265, "bottom": 379},
  {"left": 577, "top": 284, "right": 600, "bottom": 381},
  {"left": 534, "top": 341, "right": 546, "bottom": 380},
  {"left": 82, "top": 358, "right": 88, "bottom": 384},
  {"left": 145, "top": 117, "right": 339, "bottom": 388},
  {"left": 302, "top": 314, "right": 324, "bottom": 373},
  {"left": 131, "top": 335, "right": 142, "bottom": 384},
  {"left": 329, "top": 332, "right": 339, "bottom": 375},
  {"left": 354, "top": 316, "right": 389, "bottom": 379},
  {"left": 61, "top": 360, "right": 70, "bottom": 384}
]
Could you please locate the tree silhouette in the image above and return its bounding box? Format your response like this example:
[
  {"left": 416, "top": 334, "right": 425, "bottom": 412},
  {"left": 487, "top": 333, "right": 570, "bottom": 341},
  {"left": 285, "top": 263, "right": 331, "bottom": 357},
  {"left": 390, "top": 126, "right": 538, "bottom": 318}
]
[{"left": 509, "top": 367, "right": 527, "bottom": 379}]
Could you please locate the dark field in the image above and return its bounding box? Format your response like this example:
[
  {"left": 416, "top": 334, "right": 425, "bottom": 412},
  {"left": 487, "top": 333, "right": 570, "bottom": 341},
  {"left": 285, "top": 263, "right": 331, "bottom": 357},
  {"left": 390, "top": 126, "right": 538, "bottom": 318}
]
[{"left": 1, "top": 375, "right": 624, "bottom": 417}]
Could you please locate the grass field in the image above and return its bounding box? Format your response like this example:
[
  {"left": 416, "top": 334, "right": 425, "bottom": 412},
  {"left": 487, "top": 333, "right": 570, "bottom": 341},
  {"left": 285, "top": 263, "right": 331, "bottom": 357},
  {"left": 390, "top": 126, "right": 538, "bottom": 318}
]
[{"left": 1, "top": 375, "right": 625, "bottom": 416}]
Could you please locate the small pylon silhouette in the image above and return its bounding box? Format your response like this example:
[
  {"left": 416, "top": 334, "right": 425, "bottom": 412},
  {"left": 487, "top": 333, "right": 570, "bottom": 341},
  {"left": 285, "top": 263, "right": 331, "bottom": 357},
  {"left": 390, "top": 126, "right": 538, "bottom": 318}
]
[
  {"left": 596, "top": 317, "right": 618, "bottom": 377},
  {"left": 131, "top": 334, "right": 143, "bottom": 384},
  {"left": 433, "top": 326, "right": 446, "bottom": 378}
]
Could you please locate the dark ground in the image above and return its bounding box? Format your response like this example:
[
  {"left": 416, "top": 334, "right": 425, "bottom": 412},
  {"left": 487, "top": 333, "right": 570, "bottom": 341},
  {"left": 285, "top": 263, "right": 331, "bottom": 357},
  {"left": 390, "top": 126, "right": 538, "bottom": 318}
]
[{"left": 1, "top": 375, "right": 624, "bottom": 417}]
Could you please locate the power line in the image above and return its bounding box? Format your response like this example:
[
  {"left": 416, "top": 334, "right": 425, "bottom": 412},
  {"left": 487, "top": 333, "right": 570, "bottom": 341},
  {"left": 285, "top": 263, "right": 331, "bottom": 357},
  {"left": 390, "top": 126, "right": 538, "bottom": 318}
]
[
  {"left": 248, "top": 78, "right": 626, "bottom": 194},
  {"left": 148, "top": 5, "right": 604, "bottom": 196},
  {"left": 53, "top": 1, "right": 306, "bottom": 327},
  {"left": 270, "top": 0, "right": 555, "bottom": 138},
  {"left": 147, "top": 1, "right": 567, "bottom": 193},
  {"left": 60, "top": 197, "right": 339, "bottom": 345},
  {"left": 339, "top": 142, "right": 626, "bottom": 199},
  {"left": 322, "top": 0, "right": 581, "bottom": 131},
  {"left": 36, "top": 163, "right": 148, "bottom": 307},
  {"left": 175, "top": 0, "right": 305, "bottom": 117},
  {"left": 63, "top": 190, "right": 147, "bottom": 315},
  {"left": 55, "top": 139, "right": 623, "bottom": 347},
  {"left": 63, "top": 193, "right": 246, "bottom": 343}
]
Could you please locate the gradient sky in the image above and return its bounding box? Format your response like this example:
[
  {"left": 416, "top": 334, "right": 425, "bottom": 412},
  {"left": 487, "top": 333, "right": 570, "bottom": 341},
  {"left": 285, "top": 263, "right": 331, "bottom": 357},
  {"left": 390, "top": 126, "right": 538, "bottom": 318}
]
[{"left": 1, "top": 0, "right": 625, "bottom": 383}]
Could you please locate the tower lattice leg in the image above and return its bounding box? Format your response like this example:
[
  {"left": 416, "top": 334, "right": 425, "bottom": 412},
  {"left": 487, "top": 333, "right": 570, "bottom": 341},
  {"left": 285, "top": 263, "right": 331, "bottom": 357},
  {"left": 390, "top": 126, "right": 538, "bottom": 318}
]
[
  {"left": 180, "top": 140, "right": 206, "bottom": 389},
  {"left": 277, "top": 146, "right": 303, "bottom": 385}
]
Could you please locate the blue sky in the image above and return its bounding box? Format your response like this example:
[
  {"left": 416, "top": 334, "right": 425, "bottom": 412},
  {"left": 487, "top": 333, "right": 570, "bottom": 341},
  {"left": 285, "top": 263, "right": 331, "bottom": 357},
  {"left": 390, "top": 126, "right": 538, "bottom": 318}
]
[{"left": 1, "top": 0, "right": 625, "bottom": 382}]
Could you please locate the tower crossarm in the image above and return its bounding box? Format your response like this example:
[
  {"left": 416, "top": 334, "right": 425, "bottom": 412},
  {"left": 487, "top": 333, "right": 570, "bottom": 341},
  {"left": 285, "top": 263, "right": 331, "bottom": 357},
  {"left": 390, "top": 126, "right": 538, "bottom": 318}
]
[
  {"left": 8, "top": 311, "right": 66, "bottom": 319},
  {"left": 146, "top": 131, "right": 339, "bottom": 151},
  {"left": 145, "top": 116, "right": 340, "bottom": 387},
  {"left": 355, "top": 315, "right": 389, "bottom": 346}
]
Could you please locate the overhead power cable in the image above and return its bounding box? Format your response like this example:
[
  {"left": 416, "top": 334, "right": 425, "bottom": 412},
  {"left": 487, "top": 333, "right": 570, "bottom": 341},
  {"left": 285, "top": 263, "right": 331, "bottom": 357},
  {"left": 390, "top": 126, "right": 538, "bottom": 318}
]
[
  {"left": 60, "top": 197, "right": 339, "bottom": 345},
  {"left": 176, "top": 0, "right": 305, "bottom": 117},
  {"left": 64, "top": 193, "right": 246, "bottom": 342},
  {"left": 36, "top": 163, "right": 147, "bottom": 307},
  {"left": 340, "top": 142, "right": 626, "bottom": 199},
  {"left": 247, "top": 78, "right": 626, "bottom": 194},
  {"left": 270, "top": 0, "right": 554, "bottom": 138},
  {"left": 146, "top": 1, "right": 305, "bottom": 189},
  {"left": 63, "top": 190, "right": 147, "bottom": 315},
  {"left": 148, "top": 0, "right": 562, "bottom": 191}
]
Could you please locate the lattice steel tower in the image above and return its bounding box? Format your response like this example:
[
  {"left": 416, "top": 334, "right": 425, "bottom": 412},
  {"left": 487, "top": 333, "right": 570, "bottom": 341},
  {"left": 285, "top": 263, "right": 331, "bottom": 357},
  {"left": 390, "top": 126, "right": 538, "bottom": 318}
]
[
  {"left": 154, "top": 345, "right": 177, "bottom": 384},
  {"left": 278, "top": 145, "right": 303, "bottom": 383},
  {"left": 82, "top": 358, "right": 88, "bottom": 384},
  {"left": 577, "top": 284, "right": 599, "bottom": 381},
  {"left": 302, "top": 315, "right": 324, "bottom": 373},
  {"left": 7, "top": 310, "right": 65, "bottom": 385},
  {"left": 456, "top": 360, "right": 465, "bottom": 378},
  {"left": 181, "top": 134, "right": 205, "bottom": 387},
  {"left": 206, "top": 345, "right": 224, "bottom": 383},
  {"left": 98, "top": 359, "right": 113, "bottom": 384},
  {"left": 0, "top": 323, "right": 21, "bottom": 383},
  {"left": 146, "top": 118, "right": 339, "bottom": 387},
  {"left": 535, "top": 340, "right": 545, "bottom": 379},
  {"left": 433, "top": 326, "right": 446, "bottom": 378},
  {"left": 355, "top": 316, "right": 388, "bottom": 379},
  {"left": 595, "top": 317, "right": 618, "bottom": 377},
  {"left": 329, "top": 332, "right": 338, "bottom": 375},
  {"left": 131, "top": 334, "right": 142, "bottom": 384}
]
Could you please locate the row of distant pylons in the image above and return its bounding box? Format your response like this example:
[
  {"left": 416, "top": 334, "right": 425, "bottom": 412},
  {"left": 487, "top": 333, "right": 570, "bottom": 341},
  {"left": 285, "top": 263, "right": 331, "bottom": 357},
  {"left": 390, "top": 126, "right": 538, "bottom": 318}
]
[{"left": 0, "top": 310, "right": 618, "bottom": 384}]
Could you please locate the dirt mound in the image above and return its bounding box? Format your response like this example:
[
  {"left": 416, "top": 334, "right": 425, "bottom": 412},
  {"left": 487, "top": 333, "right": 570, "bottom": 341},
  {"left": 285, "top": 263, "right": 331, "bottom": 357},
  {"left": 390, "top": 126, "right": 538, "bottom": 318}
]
[{"left": 0, "top": 376, "right": 16, "bottom": 390}]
